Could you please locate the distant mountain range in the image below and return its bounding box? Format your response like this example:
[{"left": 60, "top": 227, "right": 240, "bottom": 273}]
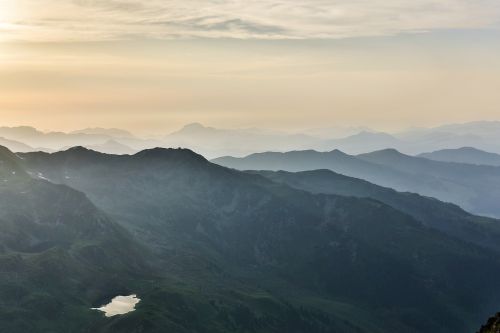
[
  {"left": 79, "top": 139, "right": 136, "bottom": 155},
  {"left": 0, "top": 136, "right": 36, "bottom": 153},
  {"left": 3, "top": 121, "right": 500, "bottom": 157},
  {"left": 213, "top": 148, "right": 500, "bottom": 217},
  {"left": 419, "top": 147, "right": 500, "bottom": 166},
  {"left": 0, "top": 145, "right": 497, "bottom": 332},
  {"left": 163, "top": 121, "right": 500, "bottom": 157},
  {"left": 162, "top": 122, "right": 321, "bottom": 158},
  {"left": 70, "top": 127, "right": 136, "bottom": 139},
  {"left": 0, "top": 126, "right": 161, "bottom": 153}
]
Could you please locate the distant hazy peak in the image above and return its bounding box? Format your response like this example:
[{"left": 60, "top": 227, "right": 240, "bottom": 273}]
[
  {"left": 329, "top": 149, "right": 349, "bottom": 156},
  {"left": 357, "top": 148, "right": 405, "bottom": 158},
  {"left": 172, "top": 122, "right": 213, "bottom": 134},
  {"left": 455, "top": 146, "right": 485, "bottom": 152},
  {"left": 418, "top": 147, "right": 500, "bottom": 166},
  {"left": 0, "top": 126, "right": 43, "bottom": 138},
  {"left": 422, "top": 146, "right": 494, "bottom": 154},
  {"left": 351, "top": 130, "right": 395, "bottom": 138},
  {"left": 182, "top": 122, "right": 207, "bottom": 130},
  {"left": 103, "top": 139, "right": 122, "bottom": 144},
  {"left": 437, "top": 120, "right": 500, "bottom": 130},
  {"left": 214, "top": 149, "right": 355, "bottom": 162},
  {"left": 84, "top": 139, "right": 136, "bottom": 154},
  {"left": 71, "top": 127, "right": 135, "bottom": 138}
]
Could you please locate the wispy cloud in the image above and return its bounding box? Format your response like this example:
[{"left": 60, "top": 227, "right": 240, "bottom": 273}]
[{"left": 2, "top": 0, "right": 500, "bottom": 41}]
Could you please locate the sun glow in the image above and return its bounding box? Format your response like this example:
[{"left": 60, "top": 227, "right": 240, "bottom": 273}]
[
  {"left": 0, "top": 1, "right": 15, "bottom": 21},
  {"left": 0, "top": 0, "right": 18, "bottom": 41}
]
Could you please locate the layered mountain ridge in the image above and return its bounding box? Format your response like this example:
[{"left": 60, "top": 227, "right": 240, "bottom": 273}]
[
  {"left": 213, "top": 148, "right": 500, "bottom": 217},
  {"left": 1, "top": 145, "right": 499, "bottom": 332}
]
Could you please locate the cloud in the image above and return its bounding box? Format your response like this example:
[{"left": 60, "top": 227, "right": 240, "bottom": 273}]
[{"left": 2, "top": 0, "right": 500, "bottom": 41}]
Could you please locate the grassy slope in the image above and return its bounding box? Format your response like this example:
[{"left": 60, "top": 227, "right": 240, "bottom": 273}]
[{"left": 16, "top": 148, "right": 500, "bottom": 333}]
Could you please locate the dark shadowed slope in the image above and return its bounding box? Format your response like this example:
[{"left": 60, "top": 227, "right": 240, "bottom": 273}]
[
  {"left": 17, "top": 147, "right": 500, "bottom": 333},
  {"left": 419, "top": 147, "right": 500, "bottom": 166},
  {"left": 253, "top": 169, "right": 500, "bottom": 253},
  {"left": 4, "top": 146, "right": 369, "bottom": 333},
  {"left": 0, "top": 146, "right": 151, "bottom": 332}
]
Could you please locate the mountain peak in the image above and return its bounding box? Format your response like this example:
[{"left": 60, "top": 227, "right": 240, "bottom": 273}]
[
  {"left": 179, "top": 123, "right": 213, "bottom": 133},
  {"left": 367, "top": 148, "right": 403, "bottom": 156},
  {"left": 75, "top": 140, "right": 135, "bottom": 155},
  {"left": 418, "top": 147, "right": 500, "bottom": 166},
  {"left": 351, "top": 131, "right": 396, "bottom": 139},
  {"left": 455, "top": 146, "right": 484, "bottom": 152},
  {"left": 55, "top": 146, "right": 106, "bottom": 160},
  {"left": 183, "top": 122, "right": 206, "bottom": 130},
  {"left": 356, "top": 148, "right": 408, "bottom": 161},
  {"left": 65, "top": 146, "right": 94, "bottom": 153},
  {"left": 0, "top": 126, "right": 43, "bottom": 139},
  {"left": 329, "top": 149, "right": 349, "bottom": 156},
  {"left": 133, "top": 147, "right": 207, "bottom": 163},
  {"left": 168, "top": 123, "right": 216, "bottom": 137},
  {"left": 71, "top": 127, "right": 135, "bottom": 138}
]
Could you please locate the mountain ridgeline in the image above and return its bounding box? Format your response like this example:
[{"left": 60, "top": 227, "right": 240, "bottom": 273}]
[
  {"left": 252, "top": 169, "right": 500, "bottom": 253},
  {"left": 213, "top": 148, "right": 500, "bottom": 217},
  {"left": 4, "top": 121, "right": 500, "bottom": 158},
  {"left": 0, "top": 145, "right": 499, "bottom": 332},
  {"left": 419, "top": 147, "right": 500, "bottom": 166}
]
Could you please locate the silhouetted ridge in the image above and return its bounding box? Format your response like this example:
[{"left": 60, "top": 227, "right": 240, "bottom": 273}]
[
  {"left": 65, "top": 145, "right": 94, "bottom": 153},
  {"left": 133, "top": 147, "right": 208, "bottom": 163},
  {"left": 419, "top": 147, "right": 500, "bottom": 166},
  {"left": 363, "top": 148, "right": 403, "bottom": 156},
  {"left": 329, "top": 149, "right": 349, "bottom": 156},
  {"left": 456, "top": 147, "right": 485, "bottom": 152}
]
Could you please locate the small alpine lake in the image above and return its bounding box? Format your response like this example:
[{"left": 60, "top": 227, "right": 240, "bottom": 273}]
[{"left": 92, "top": 294, "right": 140, "bottom": 317}]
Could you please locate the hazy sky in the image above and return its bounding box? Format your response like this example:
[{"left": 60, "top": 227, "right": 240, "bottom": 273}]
[{"left": 0, "top": 0, "right": 499, "bottom": 134}]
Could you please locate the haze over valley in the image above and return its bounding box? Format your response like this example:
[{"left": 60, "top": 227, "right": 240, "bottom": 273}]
[
  {"left": 1, "top": 0, "right": 500, "bottom": 332},
  {"left": 0, "top": 119, "right": 499, "bottom": 332},
  {"left": 4, "top": 120, "right": 500, "bottom": 158}
]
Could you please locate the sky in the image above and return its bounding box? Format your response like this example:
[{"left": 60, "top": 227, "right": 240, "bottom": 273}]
[{"left": 0, "top": 0, "right": 499, "bottom": 134}]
